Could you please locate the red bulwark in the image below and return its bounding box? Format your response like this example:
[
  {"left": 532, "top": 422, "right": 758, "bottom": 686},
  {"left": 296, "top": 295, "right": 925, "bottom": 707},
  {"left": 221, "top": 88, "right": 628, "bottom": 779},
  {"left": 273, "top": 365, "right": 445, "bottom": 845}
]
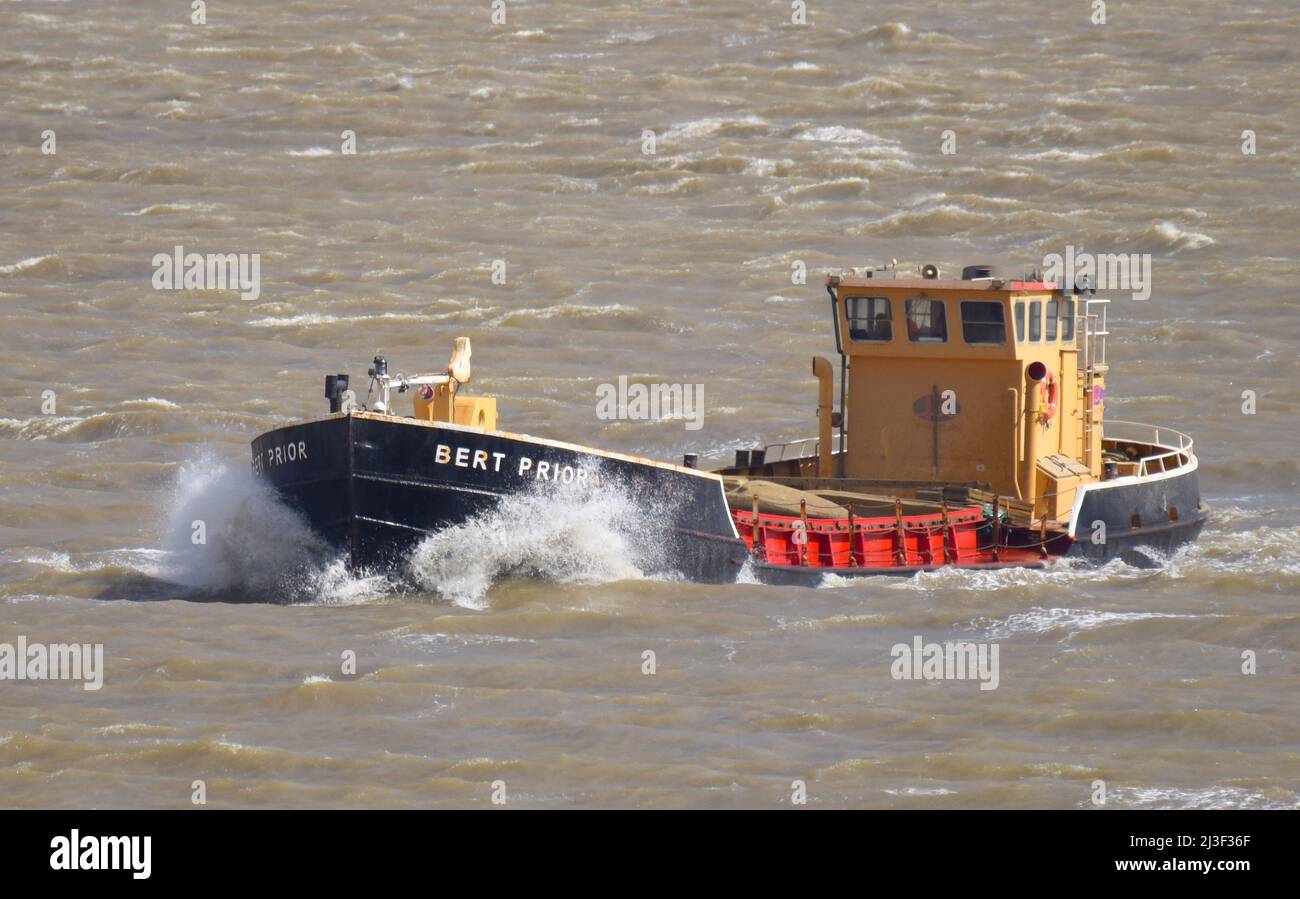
[{"left": 731, "top": 506, "right": 1051, "bottom": 571}]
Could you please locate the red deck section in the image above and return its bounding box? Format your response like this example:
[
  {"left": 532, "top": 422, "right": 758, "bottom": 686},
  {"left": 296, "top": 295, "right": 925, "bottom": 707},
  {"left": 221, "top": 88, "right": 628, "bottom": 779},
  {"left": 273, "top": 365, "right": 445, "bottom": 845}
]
[{"left": 731, "top": 505, "right": 1050, "bottom": 570}]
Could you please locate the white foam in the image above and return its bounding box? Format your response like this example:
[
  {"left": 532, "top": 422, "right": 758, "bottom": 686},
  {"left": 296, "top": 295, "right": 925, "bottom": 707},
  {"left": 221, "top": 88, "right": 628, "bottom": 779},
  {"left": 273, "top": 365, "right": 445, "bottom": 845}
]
[
  {"left": 1166, "top": 520, "right": 1300, "bottom": 577},
  {"left": 633, "top": 176, "right": 697, "bottom": 195},
  {"left": 605, "top": 31, "right": 657, "bottom": 44},
  {"left": 5, "top": 547, "right": 167, "bottom": 578},
  {"left": 406, "top": 478, "right": 673, "bottom": 608},
  {"left": 8, "top": 550, "right": 74, "bottom": 571},
  {"left": 310, "top": 557, "right": 395, "bottom": 604},
  {"left": 399, "top": 632, "right": 531, "bottom": 650},
  {"left": 482, "top": 303, "right": 636, "bottom": 326},
  {"left": 979, "top": 607, "right": 1204, "bottom": 639},
  {"left": 1109, "top": 785, "right": 1295, "bottom": 810},
  {"left": 157, "top": 452, "right": 388, "bottom": 601},
  {"left": 662, "top": 115, "right": 766, "bottom": 142},
  {"left": 248, "top": 313, "right": 342, "bottom": 327},
  {"left": 794, "top": 127, "right": 903, "bottom": 155},
  {"left": 735, "top": 557, "right": 762, "bottom": 585},
  {"left": 884, "top": 786, "right": 957, "bottom": 796},
  {"left": 743, "top": 157, "right": 787, "bottom": 176},
  {"left": 121, "top": 203, "right": 216, "bottom": 216},
  {"left": 1012, "top": 149, "right": 1101, "bottom": 162},
  {"left": 116, "top": 397, "right": 179, "bottom": 409},
  {"left": 866, "top": 22, "right": 913, "bottom": 39},
  {"left": 1152, "top": 221, "right": 1215, "bottom": 252},
  {"left": 0, "top": 412, "right": 110, "bottom": 440},
  {"left": 0, "top": 255, "right": 52, "bottom": 275},
  {"left": 248, "top": 308, "right": 489, "bottom": 328}
]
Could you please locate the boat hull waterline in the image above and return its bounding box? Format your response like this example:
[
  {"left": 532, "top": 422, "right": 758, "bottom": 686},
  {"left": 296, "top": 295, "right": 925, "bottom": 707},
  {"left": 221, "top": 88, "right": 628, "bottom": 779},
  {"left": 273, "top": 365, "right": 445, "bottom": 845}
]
[
  {"left": 252, "top": 412, "right": 749, "bottom": 585},
  {"left": 251, "top": 412, "right": 1207, "bottom": 589}
]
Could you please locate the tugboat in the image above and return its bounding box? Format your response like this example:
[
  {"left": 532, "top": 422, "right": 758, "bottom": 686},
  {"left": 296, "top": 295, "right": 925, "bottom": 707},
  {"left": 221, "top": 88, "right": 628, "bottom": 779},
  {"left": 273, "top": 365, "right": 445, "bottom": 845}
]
[
  {"left": 719, "top": 263, "right": 1206, "bottom": 584},
  {"left": 250, "top": 263, "right": 1207, "bottom": 587}
]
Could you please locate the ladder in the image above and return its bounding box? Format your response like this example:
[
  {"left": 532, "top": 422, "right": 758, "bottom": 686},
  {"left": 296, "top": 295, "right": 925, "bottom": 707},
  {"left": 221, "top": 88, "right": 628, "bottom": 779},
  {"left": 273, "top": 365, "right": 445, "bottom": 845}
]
[
  {"left": 1077, "top": 298, "right": 1109, "bottom": 469},
  {"left": 1080, "top": 368, "right": 1094, "bottom": 468}
]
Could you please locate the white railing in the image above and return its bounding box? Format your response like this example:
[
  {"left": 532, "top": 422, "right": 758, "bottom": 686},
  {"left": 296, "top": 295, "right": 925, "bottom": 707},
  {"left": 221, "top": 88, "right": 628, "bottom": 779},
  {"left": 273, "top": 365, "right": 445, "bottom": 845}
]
[
  {"left": 1078, "top": 297, "right": 1109, "bottom": 371},
  {"left": 762, "top": 437, "right": 820, "bottom": 463},
  {"left": 1102, "top": 419, "right": 1195, "bottom": 476}
]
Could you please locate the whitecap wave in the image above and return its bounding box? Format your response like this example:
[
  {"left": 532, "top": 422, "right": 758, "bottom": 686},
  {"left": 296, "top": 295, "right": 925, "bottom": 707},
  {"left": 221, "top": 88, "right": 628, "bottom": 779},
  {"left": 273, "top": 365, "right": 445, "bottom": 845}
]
[
  {"left": 662, "top": 115, "right": 767, "bottom": 142},
  {"left": 0, "top": 255, "right": 55, "bottom": 276},
  {"left": 977, "top": 606, "right": 1206, "bottom": 639},
  {"left": 1107, "top": 785, "right": 1297, "bottom": 810},
  {"left": 406, "top": 477, "right": 676, "bottom": 608}
]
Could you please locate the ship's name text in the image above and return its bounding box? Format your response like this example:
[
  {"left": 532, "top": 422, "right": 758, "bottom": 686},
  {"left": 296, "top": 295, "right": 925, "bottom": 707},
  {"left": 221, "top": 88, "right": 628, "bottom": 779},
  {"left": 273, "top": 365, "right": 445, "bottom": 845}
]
[
  {"left": 252, "top": 440, "right": 308, "bottom": 473},
  {"left": 251, "top": 438, "right": 600, "bottom": 487},
  {"left": 434, "top": 443, "right": 596, "bottom": 486}
]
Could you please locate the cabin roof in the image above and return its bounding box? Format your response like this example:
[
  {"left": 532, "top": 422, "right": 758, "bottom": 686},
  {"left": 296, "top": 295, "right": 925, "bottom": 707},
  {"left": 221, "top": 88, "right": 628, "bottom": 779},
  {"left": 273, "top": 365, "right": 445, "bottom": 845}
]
[{"left": 829, "top": 274, "right": 1058, "bottom": 293}]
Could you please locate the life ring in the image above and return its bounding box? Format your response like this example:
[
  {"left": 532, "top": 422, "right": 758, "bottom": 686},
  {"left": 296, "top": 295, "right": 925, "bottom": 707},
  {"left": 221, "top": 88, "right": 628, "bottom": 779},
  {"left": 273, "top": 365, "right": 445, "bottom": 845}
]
[{"left": 1040, "top": 369, "right": 1058, "bottom": 421}]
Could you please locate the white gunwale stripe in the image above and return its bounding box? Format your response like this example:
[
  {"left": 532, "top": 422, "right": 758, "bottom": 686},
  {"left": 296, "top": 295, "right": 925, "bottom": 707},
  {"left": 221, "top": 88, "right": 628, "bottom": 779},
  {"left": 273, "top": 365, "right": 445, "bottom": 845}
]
[{"left": 257, "top": 411, "right": 726, "bottom": 481}]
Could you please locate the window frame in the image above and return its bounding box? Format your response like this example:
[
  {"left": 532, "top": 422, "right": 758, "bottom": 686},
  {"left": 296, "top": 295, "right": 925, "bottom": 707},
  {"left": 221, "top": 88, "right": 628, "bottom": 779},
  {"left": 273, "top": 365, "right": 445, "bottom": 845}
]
[
  {"left": 1028, "top": 300, "right": 1042, "bottom": 343},
  {"left": 1060, "top": 298, "right": 1075, "bottom": 342},
  {"left": 904, "top": 297, "right": 948, "bottom": 344},
  {"left": 959, "top": 300, "right": 1008, "bottom": 346},
  {"left": 846, "top": 296, "right": 893, "bottom": 342},
  {"left": 1014, "top": 301, "right": 1026, "bottom": 342}
]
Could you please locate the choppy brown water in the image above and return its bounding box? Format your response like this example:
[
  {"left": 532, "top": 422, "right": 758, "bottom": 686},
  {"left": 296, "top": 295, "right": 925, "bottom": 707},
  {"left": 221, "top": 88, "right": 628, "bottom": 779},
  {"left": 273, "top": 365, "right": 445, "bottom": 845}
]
[{"left": 2, "top": 0, "right": 1298, "bottom": 808}]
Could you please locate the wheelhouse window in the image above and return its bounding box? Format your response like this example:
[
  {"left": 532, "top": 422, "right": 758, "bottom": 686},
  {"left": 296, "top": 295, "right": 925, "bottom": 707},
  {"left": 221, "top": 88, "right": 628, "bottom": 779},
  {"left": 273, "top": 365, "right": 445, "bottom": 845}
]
[
  {"left": 1060, "top": 298, "right": 1075, "bottom": 341},
  {"left": 960, "top": 301, "right": 1006, "bottom": 345},
  {"left": 1014, "top": 302, "right": 1025, "bottom": 342},
  {"left": 1028, "top": 300, "right": 1042, "bottom": 342},
  {"left": 846, "top": 296, "right": 892, "bottom": 341},
  {"left": 905, "top": 298, "right": 947, "bottom": 343},
  {"left": 1045, "top": 299, "right": 1060, "bottom": 342}
]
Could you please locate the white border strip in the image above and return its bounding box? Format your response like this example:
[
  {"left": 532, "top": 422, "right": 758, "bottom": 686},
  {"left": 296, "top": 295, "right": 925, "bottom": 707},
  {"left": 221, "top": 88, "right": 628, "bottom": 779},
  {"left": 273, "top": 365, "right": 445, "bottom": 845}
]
[{"left": 259, "top": 411, "right": 727, "bottom": 481}]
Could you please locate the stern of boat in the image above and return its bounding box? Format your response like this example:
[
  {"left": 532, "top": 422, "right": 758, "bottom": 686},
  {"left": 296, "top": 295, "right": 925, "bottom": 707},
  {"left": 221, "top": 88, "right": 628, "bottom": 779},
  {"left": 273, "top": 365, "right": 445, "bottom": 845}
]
[{"left": 1066, "top": 419, "right": 1208, "bottom": 564}]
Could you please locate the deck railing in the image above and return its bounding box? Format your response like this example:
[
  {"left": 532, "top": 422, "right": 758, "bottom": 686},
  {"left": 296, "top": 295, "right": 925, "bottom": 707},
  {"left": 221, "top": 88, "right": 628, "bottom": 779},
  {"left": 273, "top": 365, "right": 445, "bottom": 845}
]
[
  {"left": 762, "top": 437, "right": 820, "bottom": 463},
  {"left": 1102, "top": 419, "right": 1195, "bottom": 476},
  {"left": 762, "top": 434, "right": 848, "bottom": 464},
  {"left": 757, "top": 421, "right": 1195, "bottom": 479}
]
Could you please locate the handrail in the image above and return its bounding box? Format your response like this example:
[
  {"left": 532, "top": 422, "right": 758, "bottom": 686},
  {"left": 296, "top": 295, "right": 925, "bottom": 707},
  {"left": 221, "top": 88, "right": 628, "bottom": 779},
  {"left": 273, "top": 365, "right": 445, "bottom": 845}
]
[
  {"left": 762, "top": 437, "right": 818, "bottom": 463},
  {"left": 1103, "top": 419, "right": 1194, "bottom": 452},
  {"left": 1102, "top": 418, "right": 1195, "bottom": 476},
  {"left": 759, "top": 419, "right": 1196, "bottom": 480},
  {"left": 763, "top": 435, "right": 847, "bottom": 463}
]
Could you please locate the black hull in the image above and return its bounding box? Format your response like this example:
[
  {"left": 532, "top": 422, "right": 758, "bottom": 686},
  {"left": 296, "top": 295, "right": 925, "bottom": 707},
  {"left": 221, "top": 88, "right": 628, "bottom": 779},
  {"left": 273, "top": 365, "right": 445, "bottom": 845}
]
[
  {"left": 1065, "top": 464, "right": 1208, "bottom": 566},
  {"left": 252, "top": 413, "right": 748, "bottom": 585}
]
